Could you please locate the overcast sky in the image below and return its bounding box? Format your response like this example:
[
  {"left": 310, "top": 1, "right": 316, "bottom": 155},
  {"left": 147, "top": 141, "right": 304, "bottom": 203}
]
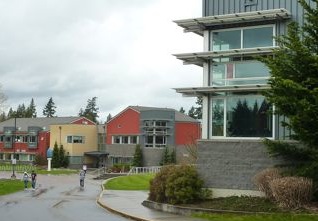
[{"left": 0, "top": 0, "right": 202, "bottom": 122}]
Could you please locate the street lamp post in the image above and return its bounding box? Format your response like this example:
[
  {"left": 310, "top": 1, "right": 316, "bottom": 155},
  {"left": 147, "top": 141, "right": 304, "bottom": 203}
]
[{"left": 11, "top": 117, "right": 17, "bottom": 179}]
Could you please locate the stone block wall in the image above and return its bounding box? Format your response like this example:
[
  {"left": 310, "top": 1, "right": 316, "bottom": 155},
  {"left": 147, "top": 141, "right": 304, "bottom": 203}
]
[{"left": 197, "top": 139, "right": 282, "bottom": 190}]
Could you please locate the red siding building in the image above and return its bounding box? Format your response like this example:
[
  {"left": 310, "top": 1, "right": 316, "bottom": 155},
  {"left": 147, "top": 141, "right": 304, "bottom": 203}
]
[{"left": 105, "top": 106, "right": 201, "bottom": 166}]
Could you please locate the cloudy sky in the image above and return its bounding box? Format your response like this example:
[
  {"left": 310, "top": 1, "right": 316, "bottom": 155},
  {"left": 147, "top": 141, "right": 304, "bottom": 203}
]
[{"left": 0, "top": 0, "right": 202, "bottom": 122}]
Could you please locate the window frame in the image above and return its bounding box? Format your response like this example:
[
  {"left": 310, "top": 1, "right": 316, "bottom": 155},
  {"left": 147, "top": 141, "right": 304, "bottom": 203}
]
[
  {"left": 67, "top": 135, "right": 85, "bottom": 144},
  {"left": 210, "top": 93, "right": 274, "bottom": 139},
  {"left": 210, "top": 25, "right": 276, "bottom": 51},
  {"left": 210, "top": 59, "right": 270, "bottom": 86}
]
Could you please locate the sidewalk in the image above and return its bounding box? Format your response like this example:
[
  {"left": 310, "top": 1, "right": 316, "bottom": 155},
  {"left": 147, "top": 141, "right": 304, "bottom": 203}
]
[{"left": 97, "top": 189, "right": 206, "bottom": 221}]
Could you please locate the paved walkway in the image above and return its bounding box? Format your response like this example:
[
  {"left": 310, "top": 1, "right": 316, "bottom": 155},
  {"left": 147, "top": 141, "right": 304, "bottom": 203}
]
[
  {"left": 1, "top": 171, "right": 205, "bottom": 221},
  {"left": 97, "top": 189, "right": 206, "bottom": 221}
]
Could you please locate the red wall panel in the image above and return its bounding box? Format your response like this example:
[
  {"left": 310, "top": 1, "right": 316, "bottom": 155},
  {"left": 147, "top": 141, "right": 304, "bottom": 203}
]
[
  {"left": 175, "top": 122, "right": 201, "bottom": 145},
  {"left": 106, "top": 108, "right": 140, "bottom": 144}
]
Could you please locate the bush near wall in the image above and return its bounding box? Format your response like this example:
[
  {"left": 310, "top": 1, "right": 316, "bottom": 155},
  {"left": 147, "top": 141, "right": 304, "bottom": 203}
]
[
  {"left": 253, "top": 168, "right": 282, "bottom": 200},
  {"left": 270, "top": 176, "right": 313, "bottom": 209},
  {"left": 111, "top": 163, "right": 131, "bottom": 173},
  {"left": 148, "top": 164, "right": 211, "bottom": 204}
]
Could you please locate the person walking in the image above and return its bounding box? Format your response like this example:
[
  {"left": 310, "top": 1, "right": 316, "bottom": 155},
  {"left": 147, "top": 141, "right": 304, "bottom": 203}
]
[
  {"left": 22, "top": 172, "right": 29, "bottom": 190},
  {"left": 79, "top": 170, "right": 85, "bottom": 188},
  {"left": 31, "top": 170, "right": 37, "bottom": 190}
]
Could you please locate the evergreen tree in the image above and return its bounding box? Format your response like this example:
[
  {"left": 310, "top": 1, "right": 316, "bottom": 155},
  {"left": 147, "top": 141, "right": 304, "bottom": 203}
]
[
  {"left": 26, "top": 98, "right": 37, "bottom": 118},
  {"left": 179, "top": 107, "right": 186, "bottom": 113},
  {"left": 106, "top": 113, "right": 112, "bottom": 122},
  {"left": 7, "top": 108, "right": 14, "bottom": 119},
  {"left": 79, "top": 97, "right": 99, "bottom": 123},
  {"left": 59, "top": 145, "right": 69, "bottom": 167},
  {"left": 169, "top": 148, "right": 176, "bottom": 164},
  {"left": 0, "top": 112, "right": 6, "bottom": 122},
  {"left": 188, "top": 106, "right": 196, "bottom": 118},
  {"left": 194, "top": 96, "right": 203, "bottom": 119},
  {"left": 16, "top": 104, "right": 26, "bottom": 117},
  {"left": 52, "top": 142, "right": 60, "bottom": 168},
  {"left": 132, "top": 144, "right": 143, "bottom": 167},
  {"left": 43, "top": 97, "right": 56, "bottom": 117},
  {"left": 262, "top": 0, "right": 318, "bottom": 183},
  {"left": 160, "top": 146, "right": 171, "bottom": 166}
]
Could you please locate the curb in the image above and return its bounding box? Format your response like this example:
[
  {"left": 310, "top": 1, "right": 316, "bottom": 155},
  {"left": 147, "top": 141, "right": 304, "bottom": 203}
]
[{"left": 96, "top": 179, "right": 153, "bottom": 221}]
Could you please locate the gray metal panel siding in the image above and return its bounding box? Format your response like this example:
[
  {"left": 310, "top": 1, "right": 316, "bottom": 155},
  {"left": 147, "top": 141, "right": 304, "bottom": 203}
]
[
  {"left": 203, "top": 0, "right": 316, "bottom": 24},
  {"left": 140, "top": 110, "right": 175, "bottom": 146}
]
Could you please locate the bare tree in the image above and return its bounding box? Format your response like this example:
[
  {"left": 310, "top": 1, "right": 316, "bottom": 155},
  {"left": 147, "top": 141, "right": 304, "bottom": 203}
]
[{"left": 0, "top": 84, "right": 8, "bottom": 115}]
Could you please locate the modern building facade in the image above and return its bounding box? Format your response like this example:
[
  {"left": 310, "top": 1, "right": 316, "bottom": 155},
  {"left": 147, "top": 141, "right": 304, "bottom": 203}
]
[
  {"left": 105, "top": 106, "right": 201, "bottom": 167},
  {"left": 174, "top": 0, "right": 315, "bottom": 196},
  {"left": 0, "top": 107, "right": 200, "bottom": 169},
  {"left": 0, "top": 117, "right": 100, "bottom": 168}
]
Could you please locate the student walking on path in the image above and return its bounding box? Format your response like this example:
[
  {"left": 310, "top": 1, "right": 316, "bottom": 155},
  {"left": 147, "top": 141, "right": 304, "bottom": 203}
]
[
  {"left": 22, "top": 172, "right": 29, "bottom": 190},
  {"left": 31, "top": 170, "right": 37, "bottom": 190}
]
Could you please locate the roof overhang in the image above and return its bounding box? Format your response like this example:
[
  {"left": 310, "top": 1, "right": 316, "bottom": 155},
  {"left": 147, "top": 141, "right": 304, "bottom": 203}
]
[
  {"left": 174, "top": 8, "right": 291, "bottom": 36},
  {"left": 174, "top": 85, "right": 270, "bottom": 97},
  {"left": 173, "top": 47, "right": 278, "bottom": 66},
  {"left": 84, "top": 151, "right": 109, "bottom": 157}
]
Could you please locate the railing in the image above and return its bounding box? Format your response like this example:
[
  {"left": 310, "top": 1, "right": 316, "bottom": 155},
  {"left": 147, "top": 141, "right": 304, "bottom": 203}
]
[
  {"left": 88, "top": 167, "right": 107, "bottom": 177},
  {"left": 0, "top": 164, "right": 36, "bottom": 172},
  {"left": 128, "top": 166, "right": 162, "bottom": 175}
]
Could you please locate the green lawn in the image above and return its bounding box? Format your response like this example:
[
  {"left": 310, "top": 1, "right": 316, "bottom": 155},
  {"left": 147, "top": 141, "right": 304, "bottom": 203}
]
[
  {"left": 35, "top": 168, "right": 78, "bottom": 175},
  {"left": 194, "top": 213, "right": 318, "bottom": 221},
  {"left": 104, "top": 174, "right": 155, "bottom": 190},
  {"left": 0, "top": 179, "right": 24, "bottom": 195}
]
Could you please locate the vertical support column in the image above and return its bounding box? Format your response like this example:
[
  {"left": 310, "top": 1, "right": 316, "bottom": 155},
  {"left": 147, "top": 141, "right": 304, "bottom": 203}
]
[{"left": 47, "top": 158, "right": 52, "bottom": 171}]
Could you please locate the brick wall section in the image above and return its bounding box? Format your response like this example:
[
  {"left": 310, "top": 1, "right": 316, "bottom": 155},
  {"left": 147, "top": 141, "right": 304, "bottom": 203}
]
[{"left": 197, "top": 139, "right": 283, "bottom": 190}]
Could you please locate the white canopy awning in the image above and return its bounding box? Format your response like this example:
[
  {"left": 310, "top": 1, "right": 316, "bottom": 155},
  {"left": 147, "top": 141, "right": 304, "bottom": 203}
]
[
  {"left": 174, "top": 85, "right": 270, "bottom": 97},
  {"left": 173, "top": 47, "right": 278, "bottom": 66},
  {"left": 174, "top": 8, "right": 291, "bottom": 36}
]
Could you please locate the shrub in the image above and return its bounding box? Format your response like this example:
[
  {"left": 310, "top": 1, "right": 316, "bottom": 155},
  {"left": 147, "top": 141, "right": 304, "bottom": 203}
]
[
  {"left": 34, "top": 154, "right": 47, "bottom": 166},
  {"left": 269, "top": 176, "right": 313, "bottom": 209},
  {"left": 148, "top": 165, "right": 211, "bottom": 204},
  {"left": 148, "top": 165, "right": 174, "bottom": 203},
  {"left": 132, "top": 144, "right": 143, "bottom": 167},
  {"left": 253, "top": 168, "right": 281, "bottom": 200},
  {"left": 110, "top": 164, "right": 131, "bottom": 173}
]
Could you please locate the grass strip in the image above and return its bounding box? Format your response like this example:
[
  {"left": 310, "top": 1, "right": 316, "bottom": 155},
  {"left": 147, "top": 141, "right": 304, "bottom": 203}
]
[
  {"left": 104, "top": 174, "right": 155, "bottom": 190},
  {"left": 0, "top": 179, "right": 24, "bottom": 195}
]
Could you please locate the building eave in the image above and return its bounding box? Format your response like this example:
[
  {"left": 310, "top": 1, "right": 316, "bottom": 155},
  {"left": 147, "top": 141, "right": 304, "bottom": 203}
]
[
  {"left": 174, "top": 8, "right": 291, "bottom": 36},
  {"left": 173, "top": 47, "right": 278, "bottom": 67},
  {"left": 174, "top": 85, "right": 270, "bottom": 97}
]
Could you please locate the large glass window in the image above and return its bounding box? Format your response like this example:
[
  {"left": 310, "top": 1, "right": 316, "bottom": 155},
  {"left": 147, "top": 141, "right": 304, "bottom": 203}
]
[
  {"left": 235, "top": 62, "right": 269, "bottom": 78},
  {"left": 212, "top": 100, "right": 224, "bottom": 136},
  {"left": 211, "top": 26, "right": 274, "bottom": 51},
  {"left": 212, "top": 30, "right": 241, "bottom": 51},
  {"left": 67, "top": 135, "right": 85, "bottom": 144},
  {"left": 112, "top": 135, "right": 139, "bottom": 144},
  {"left": 145, "top": 135, "right": 167, "bottom": 148},
  {"left": 211, "top": 60, "right": 269, "bottom": 86},
  {"left": 122, "top": 136, "right": 129, "bottom": 144},
  {"left": 243, "top": 27, "right": 273, "bottom": 48},
  {"left": 211, "top": 95, "right": 272, "bottom": 138},
  {"left": 29, "top": 135, "right": 37, "bottom": 143},
  {"left": 130, "top": 136, "right": 138, "bottom": 144}
]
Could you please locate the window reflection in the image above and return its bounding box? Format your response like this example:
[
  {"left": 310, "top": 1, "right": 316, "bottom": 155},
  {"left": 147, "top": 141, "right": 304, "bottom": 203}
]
[
  {"left": 227, "top": 97, "right": 272, "bottom": 137},
  {"left": 211, "top": 96, "right": 273, "bottom": 138},
  {"left": 211, "top": 26, "right": 274, "bottom": 51}
]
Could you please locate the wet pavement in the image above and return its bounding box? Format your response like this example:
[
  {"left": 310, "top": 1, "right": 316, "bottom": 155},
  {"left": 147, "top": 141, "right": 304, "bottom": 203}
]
[
  {"left": 0, "top": 171, "right": 205, "bottom": 221},
  {"left": 98, "top": 189, "right": 206, "bottom": 221},
  {"left": 0, "top": 171, "right": 128, "bottom": 221}
]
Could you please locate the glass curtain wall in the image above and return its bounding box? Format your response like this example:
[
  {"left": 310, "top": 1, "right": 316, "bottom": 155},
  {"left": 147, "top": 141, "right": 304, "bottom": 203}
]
[{"left": 211, "top": 94, "right": 273, "bottom": 138}]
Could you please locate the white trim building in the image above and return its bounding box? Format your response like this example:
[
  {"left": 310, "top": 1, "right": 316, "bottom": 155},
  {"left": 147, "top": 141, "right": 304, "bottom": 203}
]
[{"left": 174, "top": 0, "right": 316, "bottom": 196}]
